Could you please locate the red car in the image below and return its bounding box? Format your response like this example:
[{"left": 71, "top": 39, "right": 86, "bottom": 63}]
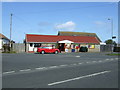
[{"left": 37, "top": 46, "right": 60, "bottom": 54}]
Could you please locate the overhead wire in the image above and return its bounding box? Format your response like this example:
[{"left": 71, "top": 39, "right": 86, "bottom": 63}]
[
  {"left": 12, "top": 3, "right": 115, "bottom": 26},
  {"left": 13, "top": 14, "right": 32, "bottom": 27}
]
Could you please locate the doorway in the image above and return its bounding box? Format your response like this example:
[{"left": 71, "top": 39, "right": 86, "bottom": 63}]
[{"left": 58, "top": 43, "right": 65, "bottom": 51}]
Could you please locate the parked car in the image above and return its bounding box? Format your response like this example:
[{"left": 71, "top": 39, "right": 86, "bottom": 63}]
[
  {"left": 79, "top": 46, "right": 88, "bottom": 52},
  {"left": 37, "top": 46, "right": 60, "bottom": 54}
]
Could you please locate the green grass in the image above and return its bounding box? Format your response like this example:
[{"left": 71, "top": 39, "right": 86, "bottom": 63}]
[{"left": 106, "top": 53, "right": 120, "bottom": 56}]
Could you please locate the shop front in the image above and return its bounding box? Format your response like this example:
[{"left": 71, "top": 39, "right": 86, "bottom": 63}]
[
  {"left": 58, "top": 40, "right": 74, "bottom": 52},
  {"left": 25, "top": 34, "right": 100, "bottom": 53}
]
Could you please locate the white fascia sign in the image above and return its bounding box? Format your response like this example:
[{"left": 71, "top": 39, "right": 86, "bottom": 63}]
[{"left": 58, "top": 40, "right": 74, "bottom": 43}]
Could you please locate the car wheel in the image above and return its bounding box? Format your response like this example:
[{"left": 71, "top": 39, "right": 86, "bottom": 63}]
[
  {"left": 54, "top": 51, "right": 58, "bottom": 54},
  {"left": 41, "top": 51, "right": 45, "bottom": 54}
]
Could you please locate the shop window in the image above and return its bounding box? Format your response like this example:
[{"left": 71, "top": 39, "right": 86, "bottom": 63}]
[
  {"left": 34, "top": 43, "right": 41, "bottom": 47},
  {"left": 30, "top": 43, "right": 33, "bottom": 47},
  {"left": 88, "top": 45, "right": 95, "bottom": 49}
]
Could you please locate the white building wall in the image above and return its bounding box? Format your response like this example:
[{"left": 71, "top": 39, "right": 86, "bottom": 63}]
[
  {"left": 28, "top": 43, "right": 41, "bottom": 52},
  {"left": 2, "top": 39, "right": 9, "bottom": 44},
  {"left": 88, "top": 45, "right": 100, "bottom": 52},
  {"left": 0, "top": 39, "right": 2, "bottom": 49},
  {"left": 28, "top": 43, "right": 34, "bottom": 51}
]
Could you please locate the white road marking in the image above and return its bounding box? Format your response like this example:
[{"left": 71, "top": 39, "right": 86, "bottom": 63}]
[
  {"left": 115, "top": 58, "right": 118, "bottom": 60},
  {"left": 105, "top": 59, "right": 110, "bottom": 61},
  {"left": 59, "top": 65, "right": 68, "bottom": 67},
  {"left": 86, "top": 62, "right": 91, "bottom": 63},
  {"left": 73, "top": 64, "right": 77, "bottom": 65},
  {"left": 78, "top": 63, "right": 82, "bottom": 65},
  {"left": 48, "top": 70, "right": 111, "bottom": 86},
  {"left": 35, "top": 67, "right": 46, "bottom": 70},
  {"left": 49, "top": 66, "right": 58, "bottom": 68},
  {"left": 76, "top": 56, "right": 80, "bottom": 57},
  {"left": 98, "top": 60, "right": 102, "bottom": 62},
  {"left": 92, "top": 61, "right": 97, "bottom": 63},
  {"left": 3, "top": 71, "right": 15, "bottom": 74},
  {"left": 19, "top": 69, "right": 31, "bottom": 72}
]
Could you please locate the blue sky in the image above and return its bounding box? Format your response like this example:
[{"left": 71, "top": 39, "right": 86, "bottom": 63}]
[{"left": 2, "top": 2, "right": 118, "bottom": 43}]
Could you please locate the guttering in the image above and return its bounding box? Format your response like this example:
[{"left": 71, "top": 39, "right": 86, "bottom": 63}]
[{"left": 26, "top": 41, "right": 100, "bottom": 44}]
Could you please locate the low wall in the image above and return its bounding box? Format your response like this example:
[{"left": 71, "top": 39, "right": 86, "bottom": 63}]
[
  {"left": 100, "top": 44, "right": 112, "bottom": 52},
  {"left": 12, "top": 43, "right": 25, "bottom": 53}
]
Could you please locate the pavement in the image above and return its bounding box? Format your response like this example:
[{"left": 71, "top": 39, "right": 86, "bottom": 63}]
[{"left": 2, "top": 52, "right": 119, "bottom": 88}]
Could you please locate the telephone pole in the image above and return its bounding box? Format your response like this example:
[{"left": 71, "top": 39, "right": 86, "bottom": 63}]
[{"left": 10, "top": 13, "right": 13, "bottom": 51}]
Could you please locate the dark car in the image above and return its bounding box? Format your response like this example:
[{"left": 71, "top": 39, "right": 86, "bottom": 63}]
[{"left": 79, "top": 46, "right": 88, "bottom": 52}]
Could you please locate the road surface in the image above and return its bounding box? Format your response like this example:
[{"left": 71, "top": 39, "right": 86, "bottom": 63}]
[{"left": 2, "top": 52, "right": 119, "bottom": 88}]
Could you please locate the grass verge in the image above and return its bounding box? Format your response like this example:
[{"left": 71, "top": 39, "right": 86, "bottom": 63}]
[{"left": 106, "top": 53, "right": 120, "bottom": 56}]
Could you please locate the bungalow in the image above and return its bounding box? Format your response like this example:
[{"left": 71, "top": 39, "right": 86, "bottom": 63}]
[{"left": 25, "top": 32, "right": 101, "bottom": 53}]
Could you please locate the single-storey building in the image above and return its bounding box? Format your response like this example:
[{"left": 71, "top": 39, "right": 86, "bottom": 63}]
[
  {"left": 0, "top": 33, "right": 10, "bottom": 50},
  {"left": 25, "top": 32, "right": 101, "bottom": 53}
]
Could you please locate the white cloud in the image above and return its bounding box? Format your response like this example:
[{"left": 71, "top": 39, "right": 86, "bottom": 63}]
[{"left": 55, "top": 21, "right": 76, "bottom": 31}]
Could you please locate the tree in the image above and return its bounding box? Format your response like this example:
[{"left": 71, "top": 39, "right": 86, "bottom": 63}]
[
  {"left": 105, "top": 39, "right": 117, "bottom": 45},
  {"left": 105, "top": 39, "right": 113, "bottom": 44}
]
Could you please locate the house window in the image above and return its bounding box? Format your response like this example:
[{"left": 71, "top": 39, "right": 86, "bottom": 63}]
[
  {"left": 30, "top": 43, "right": 33, "bottom": 47},
  {"left": 34, "top": 43, "right": 41, "bottom": 47},
  {"left": 88, "top": 45, "right": 95, "bottom": 49}
]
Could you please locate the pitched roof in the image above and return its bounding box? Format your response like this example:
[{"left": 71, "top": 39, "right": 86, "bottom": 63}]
[
  {"left": 58, "top": 31, "right": 101, "bottom": 42},
  {"left": 0, "top": 33, "right": 10, "bottom": 40},
  {"left": 58, "top": 31, "right": 96, "bottom": 36},
  {"left": 26, "top": 34, "right": 100, "bottom": 44}
]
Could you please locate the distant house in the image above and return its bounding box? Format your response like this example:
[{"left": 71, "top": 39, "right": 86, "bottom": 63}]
[
  {"left": 0, "top": 33, "right": 10, "bottom": 50},
  {"left": 25, "top": 31, "right": 101, "bottom": 53}
]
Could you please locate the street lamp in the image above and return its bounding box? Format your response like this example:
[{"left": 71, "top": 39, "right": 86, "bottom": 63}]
[
  {"left": 108, "top": 18, "right": 116, "bottom": 53},
  {"left": 108, "top": 18, "right": 113, "bottom": 39},
  {"left": 10, "top": 13, "right": 13, "bottom": 52}
]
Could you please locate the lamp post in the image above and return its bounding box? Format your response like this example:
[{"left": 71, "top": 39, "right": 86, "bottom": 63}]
[
  {"left": 10, "top": 13, "right": 13, "bottom": 52},
  {"left": 108, "top": 18, "right": 114, "bottom": 53}
]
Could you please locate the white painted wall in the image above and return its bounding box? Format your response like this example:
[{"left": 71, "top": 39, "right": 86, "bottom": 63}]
[
  {"left": 33, "top": 47, "right": 38, "bottom": 52},
  {"left": 0, "top": 39, "right": 9, "bottom": 49},
  {"left": 2, "top": 39, "right": 9, "bottom": 44},
  {"left": 0, "top": 39, "right": 10, "bottom": 49},
  {"left": 88, "top": 45, "right": 100, "bottom": 52},
  {"left": 28, "top": 43, "right": 34, "bottom": 51},
  {"left": 0, "top": 39, "right": 2, "bottom": 49},
  {"left": 28, "top": 44, "right": 38, "bottom": 52}
]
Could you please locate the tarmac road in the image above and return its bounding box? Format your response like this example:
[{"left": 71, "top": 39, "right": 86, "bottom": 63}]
[{"left": 2, "top": 52, "right": 119, "bottom": 88}]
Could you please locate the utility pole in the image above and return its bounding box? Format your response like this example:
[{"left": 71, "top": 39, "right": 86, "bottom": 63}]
[{"left": 10, "top": 13, "right": 13, "bottom": 52}]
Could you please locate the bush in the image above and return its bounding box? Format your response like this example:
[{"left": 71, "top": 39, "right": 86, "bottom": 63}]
[{"left": 2, "top": 44, "right": 10, "bottom": 52}]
